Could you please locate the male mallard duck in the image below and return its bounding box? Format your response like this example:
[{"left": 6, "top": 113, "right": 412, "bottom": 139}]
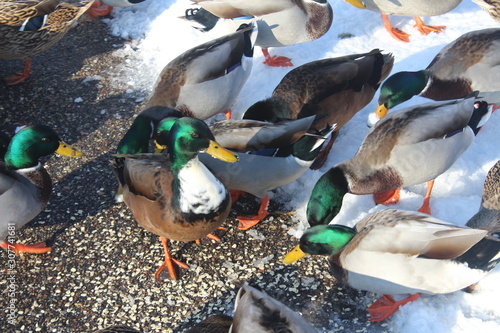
[
  {"left": 472, "top": 0, "right": 500, "bottom": 22},
  {"left": 369, "top": 28, "right": 500, "bottom": 126},
  {"left": 144, "top": 23, "right": 256, "bottom": 120},
  {"left": 343, "top": 0, "right": 462, "bottom": 42},
  {"left": 87, "top": 0, "right": 146, "bottom": 18},
  {"left": 112, "top": 106, "right": 183, "bottom": 202},
  {"left": 155, "top": 116, "right": 333, "bottom": 230},
  {"left": 0, "top": 125, "right": 83, "bottom": 254},
  {"left": 185, "top": 0, "right": 333, "bottom": 67},
  {"left": 0, "top": 0, "right": 94, "bottom": 85},
  {"left": 185, "top": 284, "right": 317, "bottom": 332},
  {"left": 306, "top": 95, "right": 482, "bottom": 226},
  {"left": 244, "top": 49, "right": 394, "bottom": 169},
  {"left": 117, "top": 117, "right": 238, "bottom": 280},
  {"left": 467, "top": 159, "right": 500, "bottom": 228},
  {"left": 284, "top": 209, "right": 500, "bottom": 322}
]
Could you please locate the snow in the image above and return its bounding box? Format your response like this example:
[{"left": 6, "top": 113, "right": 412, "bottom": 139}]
[{"left": 103, "top": 0, "right": 500, "bottom": 332}]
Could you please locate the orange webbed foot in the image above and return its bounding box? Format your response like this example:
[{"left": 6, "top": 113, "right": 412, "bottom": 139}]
[
  {"left": 368, "top": 293, "right": 420, "bottom": 322},
  {"left": 87, "top": 1, "right": 113, "bottom": 18},
  {"left": 262, "top": 49, "right": 293, "bottom": 67},
  {"left": 4, "top": 58, "right": 32, "bottom": 85},
  {"left": 238, "top": 195, "right": 269, "bottom": 230},
  {"left": 382, "top": 14, "right": 410, "bottom": 43},
  {"left": 413, "top": 17, "right": 445, "bottom": 35},
  {"left": 1, "top": 241, "right": 51, "bottom": 254},
  {"left": 373, "top": 188, "right": 401, "bottom": 205}
]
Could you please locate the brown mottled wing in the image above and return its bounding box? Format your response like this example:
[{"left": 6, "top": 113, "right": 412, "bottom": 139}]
[{"left": 482, "top": 159, "right": 500, "bottom": 210}]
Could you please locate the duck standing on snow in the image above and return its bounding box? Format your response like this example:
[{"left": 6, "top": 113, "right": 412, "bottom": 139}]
[
  {"left": 116, "top": 118, "right": 239, "bottom": 280},
  {"left": 284, "top": 209, "right": 500, "bottom": 322},
  {"left": 342, "top": 0, "right": 462, "bottom": 42},
  {"left": 467, "top": 159, "right": 500, "bottom": 228},
  {"left": 0, "top": 125, "right": 83, "bottom": 254},
  {"left": 244, "top": 49, "right": 394, "bottom": 169},
  {"left": 369, "top": 28, "right": 500, "bottom": 126},
  {"left": 306, "top": 95, "right": 485, "bottom": 226},
  {"left": 144, "top": 23, "right": 257, "bottom": 120},
  {"left": 0, "top": 0, "right": 94, "bottom": 85},
  {"left": 184, "top": 0, "right": 333, "bottom": 67}
]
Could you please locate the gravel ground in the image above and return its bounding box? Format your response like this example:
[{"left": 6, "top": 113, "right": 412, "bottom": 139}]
[{"left": 0, "top": 16, "right": 388, "bottom": 333}]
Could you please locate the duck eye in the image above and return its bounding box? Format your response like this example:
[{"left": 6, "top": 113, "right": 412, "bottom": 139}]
[
  {"left": 41, "top": 137, "right": 51, "bottom": 142},
  {"left": 190, "top": 133, "right": 199, "bottom": 138}
]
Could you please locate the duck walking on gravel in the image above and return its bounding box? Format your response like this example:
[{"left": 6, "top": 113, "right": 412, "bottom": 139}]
[
  {"left": 306, "top": 95, "right": 486, "bottom": 226},
  {"left": 116, "top": 118, "right": 238, "bottom": 280},
  {"left": 0, "top": 0, "right": 94, "bottom": 85},
  {"left": 0, "top": 125, "right": 83, "bottom": 254},
  {"left": 369, "top": 28, "right": 500, "bottom": 126},
  {"left": 284, "top": 209, "right": 500, "bottom": 322}
]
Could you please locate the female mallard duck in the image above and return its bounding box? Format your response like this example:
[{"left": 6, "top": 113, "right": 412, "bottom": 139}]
[
  {"left": 155, "top": 117, "right": 332, "bottom": 230},
  {"left": 185, "top": 284, "right": 317, "bottom": 332},
  {"left": 306, "top": 95, "right": 483, "bottom": 226},
  {"left": 472, "top": 0, "right": 500, "bottom": 22},
  {"left": 244, "top": 49, "right": 394, "bottom": 169},
  {"left": 0, "top": 0, "right": 94, "bottom": 85},
  {"left": 117, "top": 117, "right": 238, "bottom": 280},
  {"left": 284, "top": 209, "right": 500, "bottom": 322},
  {"left": 467, "top": 159, "right": 500, "bottom": 228},
  {"left": 0, "top": 125, "right": 83, "bottom": 254},
  {"left": 343, "top": 0, "right": 462, "bottom": 42},
  {"left": 144, "top": 23, "right": 256, "bottom": 120},
  {"left": 185, "top": 0, "right": 333, "bottom": 67},
  {"left": 370, "top": 28, "right": 500, "bottom": 126}
]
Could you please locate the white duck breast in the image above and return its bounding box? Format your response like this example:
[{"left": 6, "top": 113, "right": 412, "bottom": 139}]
[{"left": 177, "top": 156, "right": 228, "bottom": 215}]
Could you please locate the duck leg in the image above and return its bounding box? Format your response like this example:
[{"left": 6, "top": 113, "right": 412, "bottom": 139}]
[
  {"left": 4, "top": 58, "right": 32, "bottom": 85},
  {"left": 417, "top": 180, "right": 434, "bottom": 215},
  {"left": 381, "top": 14, "right": 410, "bottom": 43},
  {"left": 373, "top": 188, "right": 401, "bottom": 205},
  {"left": 1, "top": 241, "right": 51, "bottom": 254},
  {"left": 195, "top": 227, "right": 227, "bottom": 244},
  {"left": 238, "top": 195, "right": 270, "bottom": 230},
  {"left": 413, "top": 17, "right": 445, "bottom": 35},
  {"left": 367, "top": 293, "right": 420, "bottom": 322},
  {"left": 230, "top": 190, "right": 246, "bottom": 204},
  {"left": 262, "top": 49, "right": 293, "bottom": 67},
  {"left": 224, "top": 110, "right": 232, "bottom": 120},
  {"left": 86, "top": 1, "right": 113, "bottom": 18},
  {"left": 155, "top": 236, "right": 188, "bottom": 281}
]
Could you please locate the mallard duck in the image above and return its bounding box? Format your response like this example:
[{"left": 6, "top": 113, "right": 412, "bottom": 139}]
[
  {"left": 185, "top": 0, "right": 333, "bottom": 67},
  {"left": 370, "top": 28, "right": 500, "bottom": 126},
  {"left": 144, "top": 23, "right": 256, "bottom": 120},
  {"left": 87, "top": 0, "right": 145, "bottom": 18},
  {"left": 186, "top": 284, "right": 317, "bottom": 332},
  {"left": 466, "top": 160, "right": 500, "bottom": 228},
  {"left": 0, "top": 125, "right": 83, "bottom": 254},
  {"left": 117, "top": 117, "right": 238, "bottom": 280},
  {"left": 112, "top": 106, "right": 183, "bottom": 202},
  {"left": 244, "top": 49, "right": 394, "bottom": 169},
  {"left": 155, "top": 116, "right": 333, "bottom": 230},
  {"left": 284, "top": 209, "right": 500, "bottom": 322},
  {"left": 0, "top": 131, "right": 11, "bottom": 159},
  {"left": 306, "top": 95, "right": 482, "bottom": 226},
  {"left": 343, "top": 0, "right": 462, "bottom": 42},
  {"left": 0, "top": 0, "right": 94, "bottom": 85},
  {"left": 472, "top": 0, "right": 500, "bottom": 22}
]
